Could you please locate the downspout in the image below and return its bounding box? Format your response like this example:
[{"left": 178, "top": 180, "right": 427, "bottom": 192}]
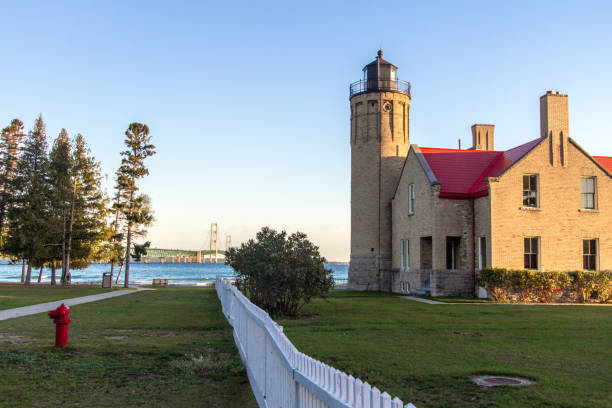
[{"left": 471, "top": 198, "right": 476, "bottom": 297}]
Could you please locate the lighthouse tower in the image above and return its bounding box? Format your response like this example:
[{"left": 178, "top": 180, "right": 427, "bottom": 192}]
[{"left": 348, "top": 51, "right": 411, "bottom": 291}]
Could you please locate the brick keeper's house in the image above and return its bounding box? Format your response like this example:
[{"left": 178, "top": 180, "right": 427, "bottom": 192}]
[{"left": 347, "top": 52, "right": 612, "bottom": 296}]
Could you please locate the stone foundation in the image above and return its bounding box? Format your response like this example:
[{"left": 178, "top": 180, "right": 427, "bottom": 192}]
[
  {"left": 348, "top": 253, "right": 392, "bottom": 291},
  {"left": 392, "top": 269, "right": 475, "bottom": 297}
]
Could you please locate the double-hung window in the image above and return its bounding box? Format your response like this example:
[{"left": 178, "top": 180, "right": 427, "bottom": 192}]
[
  {"left": 583, "top": 239, "right": 598, "bottom": 271},
  {"left": 400, "top": 239, "right": 410, "bottom": 270},
  {"left": 405, "top": 239, "right": 410, "bottom": 270},
  {"left": 408, "top": 184, "right": 415, "bottom": 214},
  {"left": 581, "top": 177, "right": 596, "bottom": 209},
  {"left": 478, "top": 237, "right": 487, "bottom": 269},
  {"left": 524, "top": 237, "right": 539, "bottom": 270},
  {"left": 522, "top": 174, "right": 538, "bottom": 207}
]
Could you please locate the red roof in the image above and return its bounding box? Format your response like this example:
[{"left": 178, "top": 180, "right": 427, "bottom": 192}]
[
  {"left": 593, "top": 156, "right": 612, "bottom": 173},
  {"left": 419, "top": 138, "right": 542, "bottom": 198}
]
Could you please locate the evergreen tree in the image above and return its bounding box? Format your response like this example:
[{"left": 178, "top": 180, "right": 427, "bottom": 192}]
[
  {"left": 116, "top": 123, "right": 155, "bottom": 288},
  {"left": 0, "top": 119, "right": 26, "bottom": 245},
  {"left": 6, "top": 115, "right": 50, "bottom": 284},
  {"left": 64, "top": 134, "right": 109, "bottom": 281},
  {"left": 48, "top": 129, "right": 72, "bottom": 285},
  {"left": 109, "top": 171, "right": 125, "bottom": 284}
]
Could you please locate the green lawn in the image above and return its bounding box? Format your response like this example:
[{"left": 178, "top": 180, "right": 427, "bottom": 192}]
[
  {"left": 0, "top": 284, "right": 121, "bottom": 310},
  {"left": 0, "top": 287, "right": 256, "bottom": 407},
  {"left": 279, "top": 291, "right": 612, "bottom": 408}
]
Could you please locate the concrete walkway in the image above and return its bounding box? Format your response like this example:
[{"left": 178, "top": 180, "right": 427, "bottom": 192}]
[
  {"left": 401, "top": 295, "right": 612, "bottom": 306},
  {"left": 402, "top": 296, "right": 449, "bottom": 304},
  {"left": 0, "top": 287, "right": 151, "bottom": 321}
]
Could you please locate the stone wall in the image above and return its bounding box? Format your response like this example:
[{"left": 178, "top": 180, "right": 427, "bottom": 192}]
[
  {"left": 392, "top": 269, "right": 474, "bottom": 297},
  {"left": 348, "top": 253, "right": 392, "bottom": 291}
]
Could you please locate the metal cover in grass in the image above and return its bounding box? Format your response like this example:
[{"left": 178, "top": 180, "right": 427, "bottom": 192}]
[{"left": 471, "top": 375, "right": 535, "bottom": 387}]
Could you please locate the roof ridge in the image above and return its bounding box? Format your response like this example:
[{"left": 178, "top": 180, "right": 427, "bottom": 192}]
[
  {"left": 420, "top": 146, "right": 502, "bottom": 153},
  {"left": 467, "top": 151, "right": 504, "bottom": 194}
]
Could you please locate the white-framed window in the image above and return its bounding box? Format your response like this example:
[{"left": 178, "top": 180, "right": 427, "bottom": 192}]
[
  {"left": 408, "top": 184, "right": 415, "bottom": 214},
  {"left": 405, "top": 239, "right": 410, "bottom": 270},
  {"left": 581, "top": 177, "right": 597, "bottom": 209},
  {"left": 400, "top": 240, "right": 405, "bottom": 270},
  {"left": 583, "top": 239, "right": 598, "bottom": 271},
  {"left": 522, "top": 174, "right": 539, "bottom": 207},
  {"left": 478, "top": 236, "right": 487, "bottom": 269},
  {"left": 524, "top": 237, "right": 540, "bottom": 270}
]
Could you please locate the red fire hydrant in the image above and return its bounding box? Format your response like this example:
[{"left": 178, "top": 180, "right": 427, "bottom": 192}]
[{"left": 48, "top": 303, "right": 71, "bottom": 347}]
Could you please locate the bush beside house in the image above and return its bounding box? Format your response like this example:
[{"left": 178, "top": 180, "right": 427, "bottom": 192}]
[{"left": 478, "top": 268, "right": 612, "bottom": 303}]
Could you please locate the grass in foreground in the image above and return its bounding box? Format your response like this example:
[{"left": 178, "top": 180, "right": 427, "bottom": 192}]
[
  {"left": 279, "top": 290, "right": 612, "bottom": 408},
  {"left": 0, "top": 284, "right": 122, "bottom": 310},
  {"left": 0, "top": 287, "right": 256, "bottom": 407}
]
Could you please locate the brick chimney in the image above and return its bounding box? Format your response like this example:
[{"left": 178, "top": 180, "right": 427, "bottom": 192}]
[
  {"left": 540, "top": 91, "right": 569, "bottom": 167},
  {"left": 471, "top": 124, "right": 495, "bottom": 151}
]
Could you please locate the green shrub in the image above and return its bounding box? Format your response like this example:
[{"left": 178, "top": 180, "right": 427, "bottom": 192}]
[
  {"left": 568, "top": 271, "right": 597, "bottom": 303},
  {"left": 225, "top": 226, "right": 334, "bottom": 318},
  {"left": 594, "top": 271, "right": 612, "bottom": 303},
  {"left": 510, "top": 269, "right": 537, "bottom": 302},
  {"left": 477, "top": 268, "right": 512, "bottom": 302},
  {"left": 531, "top": 271, "right": 569, "bottom": 303}
]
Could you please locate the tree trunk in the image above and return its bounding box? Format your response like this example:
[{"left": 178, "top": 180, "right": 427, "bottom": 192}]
[
  {"left": 25, "top": 262, "right": 32, "bottom": 285},
  {"left": 115, "top": 260, "right": 124, "bottom": 284},
  {"left": 61, "top": 209, "right": 67, "bottom": 284},
  {"left": 124, "top": 226, "right": 132, "bottom": 288},
  {"left": 37, "top": 265, "right": 43, "bottom": 283},
  {"left": 51, "top": 262, "right": 57, "bottom": 286},
  {"left": 110, "top": 261, "right": 114, "bottom": 286},
  {"left": 21, "top": 259, "right": 26, "bottom": 283},
  {"left": 65, "top": 182, "right": 77, "bottom": 285}
]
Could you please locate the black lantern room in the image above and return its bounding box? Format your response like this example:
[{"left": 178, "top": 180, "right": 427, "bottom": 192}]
[{"left": 349, "top": 50, "right": 410, "bottom": 98}]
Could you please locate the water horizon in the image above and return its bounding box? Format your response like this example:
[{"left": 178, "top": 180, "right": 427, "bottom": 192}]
[{"left": 0, "top": 262, "right": 349, "bottom": 286}]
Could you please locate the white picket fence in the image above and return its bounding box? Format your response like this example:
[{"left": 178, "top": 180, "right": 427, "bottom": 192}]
[{"left": 216, "top": 277, "right": 416, "bottom": 408}]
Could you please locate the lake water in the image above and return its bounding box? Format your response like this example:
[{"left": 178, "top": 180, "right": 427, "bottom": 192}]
[{"left": 0, "top": 262, "right": 349, "bottom": 286}]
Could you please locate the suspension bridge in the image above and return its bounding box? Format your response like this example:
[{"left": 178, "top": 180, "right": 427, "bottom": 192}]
[{"left": 141, "top": 223, "right": 231, "bottom": 264}]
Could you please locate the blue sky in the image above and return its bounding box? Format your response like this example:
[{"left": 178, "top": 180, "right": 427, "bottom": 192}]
[{"left": 1, "top": 1, "right": 611, "bottom": 261}]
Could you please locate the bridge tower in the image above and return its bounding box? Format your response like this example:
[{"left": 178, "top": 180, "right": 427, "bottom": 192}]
[
  {"left": 209, "top": 223, "right": 218, "bottom": 264},
  {"left": 348, "top": 50, "right": 411, "bottom": 291}
]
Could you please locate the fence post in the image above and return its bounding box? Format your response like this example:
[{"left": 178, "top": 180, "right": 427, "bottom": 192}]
[
  {"left": 355, "top": 378, "right": 363, "bottom": 408},
  {"left": 371, "top": 387, "right": 381, "bottom": 408},
  {"left": 362, "top": 382, "right": 371, "bottom": 408}
]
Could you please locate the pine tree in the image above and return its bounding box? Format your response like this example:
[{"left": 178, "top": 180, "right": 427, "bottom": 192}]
[
  {"left": 0, "top": 119, "right": 26, "bottom": 246},
  {"left": 6, "top": 115, "right": 51, "bottom": 285},
  {"left": 48, "top": 129, "right": 72, "bottom": 285},
  {"left": 116, "top": 123, "right": 155, "bottom": 288},
  {"left": 109, "top": 171, "right": 125, "bottom": 284},
  {"left": 63, "top": 134, "right": 109, "bottom": 281}
]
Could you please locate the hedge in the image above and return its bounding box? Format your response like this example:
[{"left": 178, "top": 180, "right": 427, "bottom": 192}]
[{"left": 477, "top": 268, "right": 612, "bottom": 303}]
